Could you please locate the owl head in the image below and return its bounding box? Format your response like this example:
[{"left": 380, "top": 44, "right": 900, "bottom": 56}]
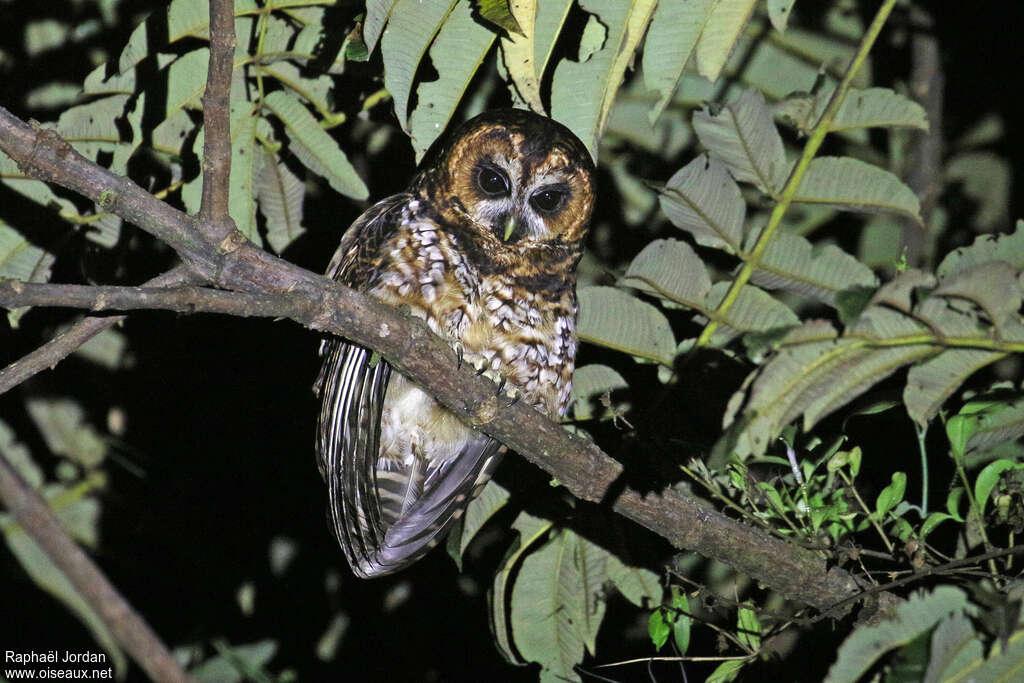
[{"left": 413, "top": 109, "right": 596, "bottom": 252}]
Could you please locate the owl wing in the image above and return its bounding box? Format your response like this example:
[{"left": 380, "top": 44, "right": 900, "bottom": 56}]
[{"left": 315, "top": 196, "right": 505, "bottom": 577}]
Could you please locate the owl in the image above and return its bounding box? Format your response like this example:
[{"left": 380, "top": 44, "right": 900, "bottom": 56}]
[{"left": 315, "top": 108, "right": 596, "bottom": 578}]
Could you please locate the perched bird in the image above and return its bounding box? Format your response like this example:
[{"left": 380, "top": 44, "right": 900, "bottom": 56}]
[{"left": 315, "top": 109, "right": 596, "bottom": 577}]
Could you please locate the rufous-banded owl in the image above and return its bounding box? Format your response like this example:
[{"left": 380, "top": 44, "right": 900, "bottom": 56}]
[{"left": 315, "top": 108, "right": 595, "bottom": 577}]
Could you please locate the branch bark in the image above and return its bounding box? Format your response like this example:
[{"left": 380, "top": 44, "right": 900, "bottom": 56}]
[
  {"left": 0, "top": 0, "right": 873, "bottom": 617},
  {"left": 0, "top": 266, "right": 193, "bottom": 396},
  {"left": 0, "top": 106, "right": 866, "bottom": 611},
  {"left": 0, "top": 447, "right": 194, "bottom": 683}
]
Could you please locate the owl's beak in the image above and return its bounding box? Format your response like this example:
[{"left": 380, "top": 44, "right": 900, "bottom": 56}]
[{"left": 502, "top": 215, "right": 518, "bottom": 242}]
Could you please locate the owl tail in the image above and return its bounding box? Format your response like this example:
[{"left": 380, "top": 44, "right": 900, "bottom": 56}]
[{"left": 316, "top": 338, "right": 505, "bottom": 577}]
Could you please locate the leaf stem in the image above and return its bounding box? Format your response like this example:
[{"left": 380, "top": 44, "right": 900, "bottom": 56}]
[
  {"left": 838, "top": 470, "right": 895, "bottom": 554},
  {"left": 915, "top": 422, "right": 929, "bottom": 516},
  {"left": 696, "top": 0, "right": 899, "bottom": 347}
]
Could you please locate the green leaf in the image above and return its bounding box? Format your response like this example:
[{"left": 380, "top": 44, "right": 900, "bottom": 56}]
[
  {"left": 364, "top": 0, "right": 399, "bottom": 53},
  {"left": 659, "top": 156, "right": 746, "bottom": 253},
  {"left": 380, "top": 0, "right": 458, "bottom": 130},
  {"left": 693, "top": 89, "right": 789, "bottom": 195},
  {"left": 56, "top": 95, "right": 144, "bottom": 176},
  {"left": 577, "top": 286, "right": 676, "bottom": 365},
  {"left": 946, "top": 487, "right": 965, "bottom": 522},
  {"left": 649, "top": 608, "right": 671, "bottom": 650},
  {"left": 875, "top": 472, "right": 907, "bottom": 519},
  {"left": 904, "top": 349, "right": 1006, "bottom": 426},
  {"left": 497, "top": 0, "right": 542, "bottom": 111},
  {"left": 751, "top": 231, "right": 878, "bottom": 307},
  {"left": 256, "top": 147, "right": 306, "bottom": 254},
  {"left": 706, "top": 659, "right": 745, "bottom": 683},
  {"left": 701, "top": 281, "right": 800, "bottom": 347},
  {"left": 975, "top": 459, "right": 1018, "bottom": 518},
  {"left": 938, "top": 220, "right": 1024, "bottom": 279},
  {"left": 510, "top": 529, "right": 608, "bottom": 681},
  {"left": 728, "top": 314, "right": 934, "bottom": 457},
  {"left": 263, "top": 91, "right": 369, "bottom": 200},
  {"left": 0, "top": 420, "right": 44, "bottom": 488},
  {"left": 672, "top": 589, "right": 691, "bottom": 655},
  {"left": 775, "top": 87, "right": 928, "bottom": 135},
  {"left": 475, "top": 0, "right": 524, "bottom": 35},
  {"left": 606, "top": 92, "right": 693, "bottom": 158},
  {"left": 550, "top": 0, "right": 658, "bottom": 159},
  {"left": 767, "top": 0, "right": 796, "bottom": 32},
  {"left": 920, "top": 511, "right": 954, "bottom": 540},
  {"left": 500, "top": 0, "right": 573, "bottom": 112},
  {"left": 408, "top": 1, "right": 497, "bottom": 161},
  {"left": 923, "top": 611, "right": 984, "bottom": 683},
  {"left": 694, "top": 0, "right": 757, "bottom": 82},
  {"left": 569, "top": 364, "right": 629, "bottom": 421},
  {"left": 25, "top": 398, "right": 108, "bottom": 468},
  {"left": 449, "top": 480, "right": 511, "bottom": 568},
  {"left": 965, "top": 400, "right": 1024, "bottom": 457},
  {"left": 641, "top": 0, "right": 716, "bottom": 123},
  {"left": 621, "top": 238, "right": 712, "bottom": 306},
  {"left": 259, "top": 60, "right": 335, "bottom": 120},
  {"left": 951, "top": 623, "right": 1024, "bottom": 683},
  {"left": 189, "top": 640, "right": 278, "bottom": 683},
  {"left": 228, "top": 102, "right": 261, "bottom": 244},
  {"left": 0, "top": 222, "right": 55, "bottom": 326},
  {"left": 606, "top": 554, "right": 661, "bottom": 608},
  {"left": 793, "top": 157, "right": 922, "bottom": 222},
  {"left": 736, "top": 602, "right": 762, "bottom": 650},
  {"left": 824, "top": 586, "right": 969, "bottom": 683},
  {"left": 935, "top": 261, "right": 1022, "bottom": 327},
  {"left": 489, "top": 511, "right": 554, "bottom": 664}
]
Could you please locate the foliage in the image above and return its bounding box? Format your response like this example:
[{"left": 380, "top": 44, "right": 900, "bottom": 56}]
[{"left": 2, "top": 0, "right": 1024, "bottom": 681}]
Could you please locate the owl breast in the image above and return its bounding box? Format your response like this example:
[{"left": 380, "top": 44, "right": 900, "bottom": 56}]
[{"left": 369, "top": 202, "right": 577, "bottom": 427}]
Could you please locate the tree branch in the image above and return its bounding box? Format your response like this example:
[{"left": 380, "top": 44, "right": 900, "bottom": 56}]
[
  {"left": 0, "top": 266, "right": 193, "bottom": 396},
  {"left": 0, "top": 0, "right": 868, "bottom": 611},
  {"left": 198, "top": 0, "right": 236, "bottom": 225},
  {"left": 0, "top": 130, "right": 863, "bottom": 612},
  {"left": 0, "top": 281, "right": 309, "bottom": 319},
  {"left": 0, "top": 447, "right": 194, "bottom": 682}
]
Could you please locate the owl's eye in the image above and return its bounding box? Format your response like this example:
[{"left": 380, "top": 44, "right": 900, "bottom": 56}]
[
  {"left": 475, "top": 166, "right": 510, "bottom": 196},
  {"left": 530, "top": 187, "right": 566, "bottom": 213}
]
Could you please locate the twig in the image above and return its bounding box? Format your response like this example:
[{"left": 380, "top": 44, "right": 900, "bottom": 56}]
[
  {"left": 0, "top": 0, "right": 883, "bottom": 613},
  {"left": 697, "top": 0, "right": 900, "bottom": 347},
  {"left": 0, "top": 281, "right": 309, "bottom": 319},
  {"left": 0, "top": 101, "right": 867, "bottom": 612},
  {"left": 0, "top": 446, "right": 194, "bottom": 682},
  {"left": 0, "top": 265, "right": 192, "bottom": 396},
  {"left": 811, "top": 544, "right": 1024, "bottom": 622}
]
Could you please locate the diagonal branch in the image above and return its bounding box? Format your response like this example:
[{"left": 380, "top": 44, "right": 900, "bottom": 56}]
[
  {"left": 0, "top": 446, "right": 194, "bottom": 683},
  {"left": 0, "top": 0, "right": 867, "bottom": 612},
  {"left": 0, "top": 103, "right": 863, "bottom": 609}
]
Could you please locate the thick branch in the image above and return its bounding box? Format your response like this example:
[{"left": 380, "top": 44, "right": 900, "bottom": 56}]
[
  {"left": 0, "top": 114, "right": 864, "bottom": 611},
  {"left": 0, "top": 447, "right": 194, "bottom": 682},
  {"left": 198, "top": 0, "right": 235, "bottom": 225}
]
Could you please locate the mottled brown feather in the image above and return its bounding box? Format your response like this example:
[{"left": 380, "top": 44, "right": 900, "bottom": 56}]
[{"left": 315, "top": 109, "right": 595, "bottom": 577}]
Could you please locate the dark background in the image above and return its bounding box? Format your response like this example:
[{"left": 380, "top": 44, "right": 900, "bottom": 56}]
[{"left": 2, "top": 2, "right": 1023, "bottom": 681}]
